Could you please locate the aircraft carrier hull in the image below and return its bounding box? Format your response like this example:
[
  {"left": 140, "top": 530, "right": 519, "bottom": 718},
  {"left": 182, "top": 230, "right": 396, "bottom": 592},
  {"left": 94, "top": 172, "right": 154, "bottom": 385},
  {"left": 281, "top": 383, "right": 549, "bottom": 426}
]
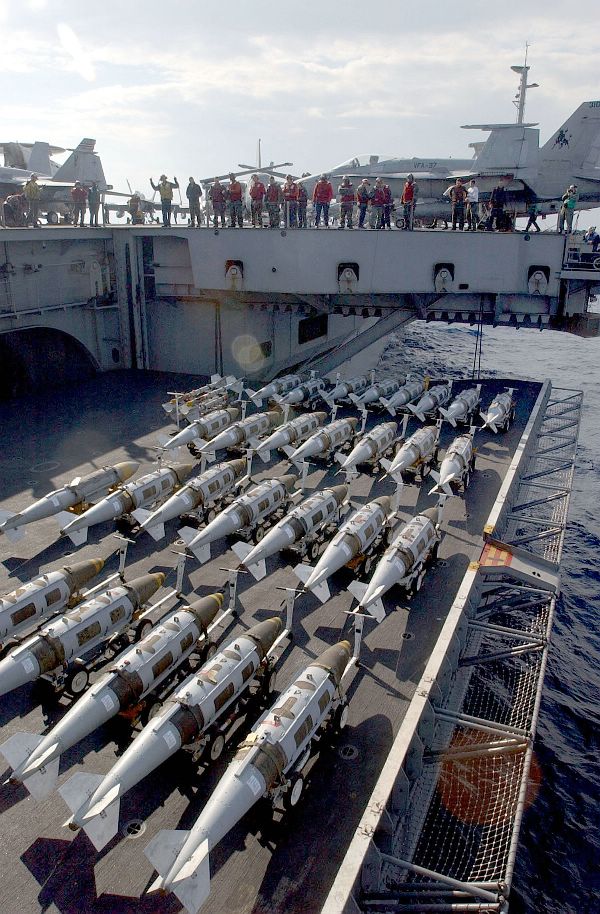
[{"left": 0, "top": 369, "right": 580, "bottom": 914}]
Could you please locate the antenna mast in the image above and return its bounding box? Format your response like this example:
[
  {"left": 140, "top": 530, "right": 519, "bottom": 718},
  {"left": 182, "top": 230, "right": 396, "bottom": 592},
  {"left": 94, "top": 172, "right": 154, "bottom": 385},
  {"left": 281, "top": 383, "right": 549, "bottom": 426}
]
[{"left": 511, "top": 44, "right": 539, "bottom": 124}]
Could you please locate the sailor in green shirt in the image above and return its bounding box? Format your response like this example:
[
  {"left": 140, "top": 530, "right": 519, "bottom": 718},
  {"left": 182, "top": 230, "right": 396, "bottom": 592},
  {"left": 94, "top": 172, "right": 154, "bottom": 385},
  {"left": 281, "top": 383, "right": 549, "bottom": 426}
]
[
  {"left": 558, "top": 184, "right": 578, "bottom": 233},
  {"left": 23, "top": 174, "right": 41, "bottom": 227}
]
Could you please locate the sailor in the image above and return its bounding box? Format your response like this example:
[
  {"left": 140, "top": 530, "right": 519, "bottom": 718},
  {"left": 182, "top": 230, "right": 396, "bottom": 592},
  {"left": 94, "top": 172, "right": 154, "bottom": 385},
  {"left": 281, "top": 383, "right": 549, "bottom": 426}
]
[
  {"left": 486, "top": 180, "right": 507, "bottom": 232},
  {"left": 71, "top": 180, "right": 88, "bottom": 227},
  {"left": 558, "top": 185, "right": 578, "bottom": 234},
  {"left": 4, "top": 192, "right": 26, "bottom": 227},
  {"left": 382, "top": 182, "right": 393, "bottom": 230},
  {"left": 337, "top": 177, "right": 355, "bottom": 229},
  {"left": 466, "top": 179, "right": 479, "bottom": 232},
  {"left": 401, "top": 174, "right": 418, "bottom": 230},
  {"left": 23, "top": 173, "right": 41, "bottom": 227},
  {"left": 249, "top": 174, "right": 266, "bottom": 227},
  {"left": 313, "top": 174, "right": 334, "bottom": 228},
  {"left": 524, "top": 194, "right": 541, "bottom": 233},
  {"left": 297, "top": 181, "right": 308, "bottom": 228},
  {"left": 150, "top": 174, "right": 179, "bottom": 227},
  {"left": 88, "top": 182, "right": 101, "bottom": 227},
  {"left": 356, "top": 178, "right": 371, "bottom": 229},
  {"left": 208, "top": 178, "right": 226, "bottom": 228},
  {"left": 444, "top": 177, "right": 468, "bottom": 231},
  {"left": 583, "top": 225, "right": 600, "bottom": 252},
  {"left": 265, "top": 176, "right": 282, "bottom": 228},
  {"left": 370, "top": 178, "right": 386, "bottom": 229},
  {"left": 282, "top": 174, "right": 298, "bottom": 228},
  {"left": 127, "top": 193, "right": 144, "bottom": 225},
  {"left": 186, "top": 178, "right": 203, "bottom": 228},
  {"left": 228, "top": 173, "right": 244, "bottom": 228}
]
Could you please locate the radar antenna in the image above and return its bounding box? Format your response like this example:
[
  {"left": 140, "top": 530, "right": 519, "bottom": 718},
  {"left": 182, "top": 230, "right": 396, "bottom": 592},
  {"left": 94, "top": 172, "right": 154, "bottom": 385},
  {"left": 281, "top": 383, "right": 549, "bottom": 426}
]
[{"left": 511, "top": 44, "right": 539, "bottom": 125}]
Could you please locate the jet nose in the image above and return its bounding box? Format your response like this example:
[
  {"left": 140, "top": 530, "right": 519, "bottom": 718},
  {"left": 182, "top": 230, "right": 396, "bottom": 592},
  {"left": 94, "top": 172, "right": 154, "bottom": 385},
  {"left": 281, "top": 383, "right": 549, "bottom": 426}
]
[
  {"left": 330, "top": 485, "right": 349, "bottom": 505},
  {"left": 171, "top": 463, "right": 195, "bottom": 484},
  {"left": 245, "top": 617, "right": 284, "bottom": 659},
  {"left": 279, "top": 474, "right": 297, "bottom": 492},
  {"left": 114, "top": 461, "right": 140, "bottom": 483},
  {"left": 316, "top": 640, "right": 351, "bottom": 686},
  {"left": 63, "top": 557, "right": 105, "bottom": 590},
  {"left": 186, "top": 592, "right": 224, "bottom": 630},
  {"left": 227, "top": 407, "right": 241, "bottom": 420},
  {"left": 125, "top": 573, "right": 165, "bottom": 607}
]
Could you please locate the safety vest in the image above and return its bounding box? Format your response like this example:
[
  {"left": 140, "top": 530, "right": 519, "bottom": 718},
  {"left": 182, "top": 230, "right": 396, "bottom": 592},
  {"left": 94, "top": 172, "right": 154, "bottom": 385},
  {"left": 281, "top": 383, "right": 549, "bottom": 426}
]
[
  {"left": 266, "top": 184, "right": 281, "bottom": 203},
  {"left": 250, "top": 182, "right": 266, "bottom": 200},
  {"left": 339, "top": 184, "right": 355, "bottom": 204}
]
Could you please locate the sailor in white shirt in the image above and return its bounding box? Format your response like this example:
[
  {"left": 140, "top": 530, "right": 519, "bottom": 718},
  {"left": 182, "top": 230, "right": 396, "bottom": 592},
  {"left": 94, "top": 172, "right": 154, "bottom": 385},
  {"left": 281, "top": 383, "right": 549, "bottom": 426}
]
[{"left": 467, "top": 179, "right": 480, "bottom": 231}]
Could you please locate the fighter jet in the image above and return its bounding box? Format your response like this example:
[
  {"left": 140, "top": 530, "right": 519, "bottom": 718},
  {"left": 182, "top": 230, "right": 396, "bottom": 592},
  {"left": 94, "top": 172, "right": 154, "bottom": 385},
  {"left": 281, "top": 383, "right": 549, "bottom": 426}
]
[
  {"left": 256, "top": 412, "right": 326, "bottom": 462},
  {"left": 179, "top": 475, "right": 297, "bottom": 563},
  {"left": 381, "top": 425, "right": 440, "bottom": 484},
  {"left": 0, "top": 461, "right": 139, "bottom": 542},
  {"left": 0, "top": 559, "right": 104, "bottom": 652},
  {"left": 481, "top": 389, "right": 516, "bottom": 433},
  {"left": 407, "top": 384, "right": 452, "bottom": 422},
  {"left": 350, "top": 378, "right": 403, "bottom": 407},
  {"left": 289, "top": 417, "right": 359, "bottom": 467},
  {"left": 59, "top": 463, "right": 193, "bottom": 546},
  {"left": 439, "top": 386, "right": 481, "bottom": 427},
  {"left": 336, "top": 422, "right": 398, "bottom": 477},
  {"left": 60, "top": 618, "right": 284, "bottom": 851},
  {"left": 232, "top": 485, "right": 348, "bottom": 580},
  {"left": 136, "top": 459, "right": 247, "bottom": 540},
  {"left": 1, "top": 594, "right": 224, "bottom": 800},
  {"left": 323, "top": 374, "right": 371, "bottom": 405},
  {"left": 0, "top": 573, "right": 165, "bottom": 701},
  {"left": 349, "top": 502, "right": 444, "bottom": 619},
  {"left": 381, "top": 379, "right": 427, "bottom": 416},
  {"left": 159, "top": 408, "right": 240, "bottom": 452},
  {"left": 295, "top": 496, "right": 395, "bottom": 603},
  {"left": 144, "top": 641, "right": 351, "bottom": 914},
  {"left": 429, "top": 432, "right": 476, "bottom": 495},
  {"left": 0, "top": 138, "right": 107, "bottom": 224}
]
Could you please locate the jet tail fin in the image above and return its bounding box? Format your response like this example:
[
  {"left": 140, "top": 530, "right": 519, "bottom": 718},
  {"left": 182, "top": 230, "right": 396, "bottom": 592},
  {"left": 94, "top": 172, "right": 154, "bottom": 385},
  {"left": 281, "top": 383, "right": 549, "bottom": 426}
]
[
  {"left": 146, "top": 832, "right": 211, "bottom": 914},
  {"left": 53, "top": 138, "right": 107, "bottom": 188},
  {"left": 27, "top": 141, "right": 53, "bottom": 176},
  {"left": 59, "top": 773, "right": 121, "bottom": 851},
  {"left": 541, "top": 102, "right": 600, "bottom": 171}
]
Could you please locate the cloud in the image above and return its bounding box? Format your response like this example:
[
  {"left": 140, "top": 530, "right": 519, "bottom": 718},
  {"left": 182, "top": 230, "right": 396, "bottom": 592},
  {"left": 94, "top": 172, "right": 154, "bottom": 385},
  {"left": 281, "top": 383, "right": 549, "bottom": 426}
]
[{"left": 57, "top": 22, "right": 95, "bottom": 81}]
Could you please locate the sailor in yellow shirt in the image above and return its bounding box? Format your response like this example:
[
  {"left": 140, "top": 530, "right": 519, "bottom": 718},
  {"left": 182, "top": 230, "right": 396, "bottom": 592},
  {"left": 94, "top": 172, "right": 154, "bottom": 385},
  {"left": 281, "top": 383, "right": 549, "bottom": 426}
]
[
  {"left": 150, "top": 174, "right": 179, "bottom": 227},
  {"left": 23, "top": 174, "right": 41, "bottom": 227}
]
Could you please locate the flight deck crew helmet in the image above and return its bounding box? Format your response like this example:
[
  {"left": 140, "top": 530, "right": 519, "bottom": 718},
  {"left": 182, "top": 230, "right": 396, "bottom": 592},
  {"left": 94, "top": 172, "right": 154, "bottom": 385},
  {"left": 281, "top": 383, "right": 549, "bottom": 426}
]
[{"left": 160, "top": 174, "right": 167, "bottom": 180}]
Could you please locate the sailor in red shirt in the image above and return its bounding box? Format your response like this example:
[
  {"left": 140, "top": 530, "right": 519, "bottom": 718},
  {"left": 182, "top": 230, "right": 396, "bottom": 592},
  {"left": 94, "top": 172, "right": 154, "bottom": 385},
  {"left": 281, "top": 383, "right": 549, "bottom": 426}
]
[
  {"left": 381, "top": 183, "right": 393, "bottom": 230},
  {"left": 282, "top": 174, "right": 298, "bottom": 228},
  {"left": 249, "top": 174, "right": 266, "bottom": 227},
  {"left": 312, "top": 174, "right": 334, "bottom": 227},
  {"left": 401, "top": 174, "right": 418, "bottom": 230},
  {"left": 265, "top": 176, "right": 282, "bottom": 228},
  {"left": 208, "top": 178, "right": 226, "bottom": 228},
  {"left": 70, "top": 181, "right": 88, "bottom": 227},
  {"left": 337, "top": 177, "right": 355, "bottom": 229},
  {"left": 370, "top": 178, "right": 386, "bottom": 229},
  {"left": 228, "top": 172, "right": 244, "bottom": 228}
]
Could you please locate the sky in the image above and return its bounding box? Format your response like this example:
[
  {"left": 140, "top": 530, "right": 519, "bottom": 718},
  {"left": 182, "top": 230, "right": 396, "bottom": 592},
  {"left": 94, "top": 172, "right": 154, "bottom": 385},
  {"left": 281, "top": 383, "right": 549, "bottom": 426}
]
[{"left": 2, "top": 0, "right": 600, "bottom": 222}]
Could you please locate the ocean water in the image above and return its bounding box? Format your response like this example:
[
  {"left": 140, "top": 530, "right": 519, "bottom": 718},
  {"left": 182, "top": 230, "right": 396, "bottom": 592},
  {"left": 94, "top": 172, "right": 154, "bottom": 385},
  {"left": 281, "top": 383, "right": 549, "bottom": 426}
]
[{"left": 378, "top": 321, "right": 600, "bottom": 914}]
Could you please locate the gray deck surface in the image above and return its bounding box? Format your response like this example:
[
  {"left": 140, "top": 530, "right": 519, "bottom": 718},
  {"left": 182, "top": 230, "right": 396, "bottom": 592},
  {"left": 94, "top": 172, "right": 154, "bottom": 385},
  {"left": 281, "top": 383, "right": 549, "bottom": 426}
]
[{"left": 0, "top": 371, "right": 541, "bottom": 914}]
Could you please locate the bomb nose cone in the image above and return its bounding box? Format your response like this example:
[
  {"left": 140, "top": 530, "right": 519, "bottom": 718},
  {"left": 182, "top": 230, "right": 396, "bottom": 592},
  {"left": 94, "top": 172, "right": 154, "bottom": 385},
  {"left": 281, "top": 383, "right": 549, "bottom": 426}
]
[
  {"left": 331, "top": 485, "right": 349, "bottom": 505},
  {"left": 114, "top": 461, "right": 139, "bottom": 483},
  {"left": 245, "top": 617, "right": 284, "bottom": 659},
  {"left": 63, "top": 557, "right": 105, "bottom": 590},
  {"left": 279, "top": 474, "right": 297, "bottom": 492},
  {"left": 125, "top": 573, "right": 165, "bottom": 607},
  {"left": 347, "top": 417, "right": 359, "bottom": 429},
  {"left": 171, "top": 463, "right": 195, "bottom": 484},
  {"left": 186, "top": 592, "right": 224, "bottom": 629},
  {"left": 313, "top": 411, "right": 328, "bottom": 422},
  {"left": 421, "top": 507, "right": 439, "bottom": 522},
  {"left": 227, "top": 407, "right": 241, "bottom": 420},
  {"left": 316, "top": 640, "right": 351, "bottom": 686},
  {"left": 230, "top": 458, "right": 247, "bottom": 477},
  {"left": 266, "top": 410, "right": 280, "bottom": 423},
  {"left": 374, "top": 495, "right": 391, "bottom": 513}
]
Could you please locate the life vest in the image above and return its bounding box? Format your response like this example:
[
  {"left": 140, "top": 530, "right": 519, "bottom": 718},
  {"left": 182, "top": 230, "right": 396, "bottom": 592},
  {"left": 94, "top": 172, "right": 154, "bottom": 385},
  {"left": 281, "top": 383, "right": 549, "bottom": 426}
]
[
  {"left": 266, "top": 184, "right": 281, "bottom": 203},
  {"left": 356, "top": 185, "right": 371, "bottom": 204},
  {"left": 282, "top": 182, "right": 298, "bottom": 201},
  {"left": 371, "top": 187, "right": 386, "bottom": 206},
  {"left": 228, "top": 181, "right": 243, "bottom": 202},
  {"left": 402, "top": 182, "right": 415, "bottom": 203},
  {"left": 339, "top": 184, "right": 355, "bottom": 204},
  {"left": 313, "top": 181, "right": 333, "bottom": 203},
  {"left": 382, "top": 186, "right": 392, "bottom": 204},
  {"left": 250, "top": 182, "right": 266, "bottom": 200},
  {"left": 210, "top": 185, "right": 226, "bottom": 204}
]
